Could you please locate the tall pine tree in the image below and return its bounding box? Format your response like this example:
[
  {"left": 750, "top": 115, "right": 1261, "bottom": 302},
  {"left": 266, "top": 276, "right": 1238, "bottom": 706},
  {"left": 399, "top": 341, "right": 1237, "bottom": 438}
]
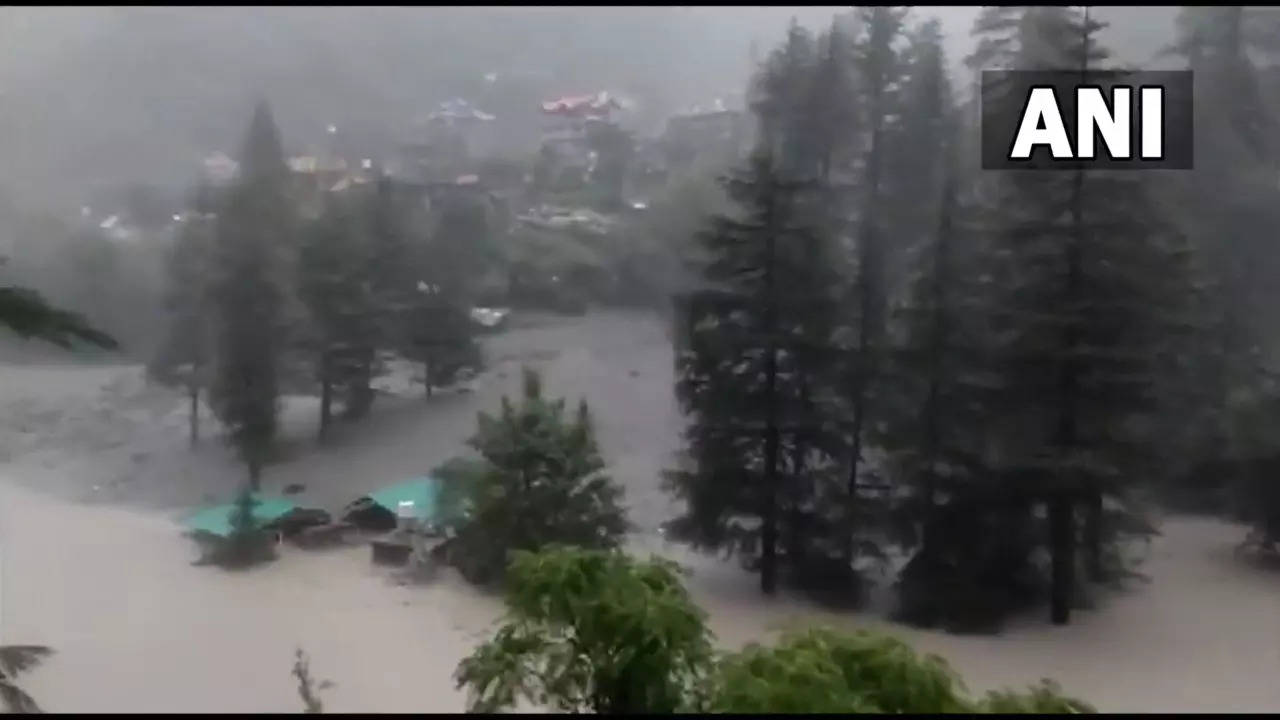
[
  {"left": 833, "top": 6, "right": 908, "bottom": 567},
  {"left": 152, "top": 186, "right": 217, "bottom": 446},
  {"left": 973, "top": 7, "right": 1199, "bottom": 625},
  {"left": 209, "top": 101, "right": 294, "bottom": 489},
  {"left": 666, "top": 149, "right": 843, "bottom": 598},
  {"left": 403, "top": 191, "right": 486, "bottom": 396},
  {"left": 297, "top": 188, "right": 386, "bottom": 440},
  {"left": 876, "top": 18, "right": 1030, "bottom": 632},
  {"left": 1163, "top": 7, "right": 1280, "bottom": 524}
]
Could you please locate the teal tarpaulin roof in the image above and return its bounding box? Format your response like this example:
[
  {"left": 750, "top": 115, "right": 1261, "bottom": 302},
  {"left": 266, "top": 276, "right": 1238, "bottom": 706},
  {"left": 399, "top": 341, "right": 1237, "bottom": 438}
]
[
  {"left": 364, "top": 476, "right": 442, "bottom": 523},
  {"left": 182, "top": 494, "right": 299, "bottom": 538}
]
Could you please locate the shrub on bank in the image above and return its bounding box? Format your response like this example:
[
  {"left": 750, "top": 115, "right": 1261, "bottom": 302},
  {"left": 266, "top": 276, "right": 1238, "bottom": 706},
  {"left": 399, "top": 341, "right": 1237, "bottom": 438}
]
[{"left": 455, "top": 546, "right": 1095, "bottom": 715}]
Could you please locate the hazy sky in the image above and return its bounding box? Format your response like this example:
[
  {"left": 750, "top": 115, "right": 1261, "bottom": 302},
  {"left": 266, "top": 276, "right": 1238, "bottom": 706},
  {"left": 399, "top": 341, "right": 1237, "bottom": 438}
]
[{"left": 0, "top": 6, "right": 1180, "bottom": 213}]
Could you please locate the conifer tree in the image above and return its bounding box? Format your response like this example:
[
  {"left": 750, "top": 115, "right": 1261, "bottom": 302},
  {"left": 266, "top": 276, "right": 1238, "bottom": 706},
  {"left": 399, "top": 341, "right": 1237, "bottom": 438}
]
[
  {"left": 972, "top": 7, "right": 1199, "bottom": 625},
  {"left": 297, "top": 189, "right": 382, "bottom": 440},
  {"left": 875, "top": 19, "right": 1022, "bottom": 631},
  {"left": 209, "top": 101, "right": 294, "bottom": 489},
  {"left": 751, "top": 21, "right": 819, "bottom": 179},
  {"left": 666, "top": 149, "right": 843, "bottom": 597},
  {"left": 342, "top": 177, "right": 400, "bottom": 418},
  {"left": 153, "top": 197, "right": 217, "bottom": 446},
  {"left": 1163, "top": 6, "right": 1280, "bottom": 523},
  {"left": 403, "top": 194, "right": 485, "bottom": 396},
  {"left": 834, "top": 5, "right": 907, "bottom": 567},
  {"left": 438, "top": 368, "right": 628, "bottom": 586}
]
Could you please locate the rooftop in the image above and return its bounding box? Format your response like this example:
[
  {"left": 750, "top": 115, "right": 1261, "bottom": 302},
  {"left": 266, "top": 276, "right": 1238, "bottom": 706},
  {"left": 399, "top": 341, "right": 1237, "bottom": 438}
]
[
  {"left": 425, "top": 98, "right": 496, "bottom": 124},
  {"left": 541, "top": 91, "right": 622, "bottom": 117}
]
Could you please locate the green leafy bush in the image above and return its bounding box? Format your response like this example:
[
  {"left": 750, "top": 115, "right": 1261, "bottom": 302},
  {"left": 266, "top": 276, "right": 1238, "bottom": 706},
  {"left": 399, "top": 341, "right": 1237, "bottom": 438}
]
[
  {"left": 454, "top": 547, "right": 713, "bottom": 713},
  {"left": 706, "top": 628, "right": 973, "bottom": 713},
  {"left": 979, "top": 679, "right": 1097, "bottom": 713},
  {"left": 456, "top": 546, "right": 1096, "bottom": 714}
]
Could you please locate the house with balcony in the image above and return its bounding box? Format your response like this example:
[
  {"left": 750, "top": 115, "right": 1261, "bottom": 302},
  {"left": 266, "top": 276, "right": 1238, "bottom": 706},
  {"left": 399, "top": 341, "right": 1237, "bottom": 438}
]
[
  {"left": 535, "top": 92, "right": 638, "bottom": 197},
  {"left": 540, "top": 91, "right": 623, "bottom": 143}
]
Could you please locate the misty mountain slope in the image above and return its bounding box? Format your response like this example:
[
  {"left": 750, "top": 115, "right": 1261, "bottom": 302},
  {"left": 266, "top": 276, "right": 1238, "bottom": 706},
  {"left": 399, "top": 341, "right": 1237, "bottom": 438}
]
[
  {"left": 0, "top": 6, "right": 1177, "bottom": 212},
  {"left": 0, "top": 7, "right": 790, "bottom": 208}
]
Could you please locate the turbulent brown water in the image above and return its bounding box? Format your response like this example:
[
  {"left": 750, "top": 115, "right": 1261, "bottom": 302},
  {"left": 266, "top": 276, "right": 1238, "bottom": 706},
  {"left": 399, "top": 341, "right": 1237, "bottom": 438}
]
[{"left": 1, "top": 310, "right": 1277, "bottom": 712}]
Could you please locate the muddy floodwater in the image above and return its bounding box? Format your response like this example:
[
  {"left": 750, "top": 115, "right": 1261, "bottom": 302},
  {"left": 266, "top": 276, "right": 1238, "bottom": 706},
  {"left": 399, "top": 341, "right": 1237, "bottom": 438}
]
[{"left": 1, "top": 311, "right": 1278, "bottom": 713}]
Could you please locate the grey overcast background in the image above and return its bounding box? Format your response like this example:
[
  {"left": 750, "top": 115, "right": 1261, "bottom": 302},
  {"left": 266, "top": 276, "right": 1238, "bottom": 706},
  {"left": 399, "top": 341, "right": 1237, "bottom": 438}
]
[{"left": 0, "top": 6, "right": 1177, "bottom": 212}]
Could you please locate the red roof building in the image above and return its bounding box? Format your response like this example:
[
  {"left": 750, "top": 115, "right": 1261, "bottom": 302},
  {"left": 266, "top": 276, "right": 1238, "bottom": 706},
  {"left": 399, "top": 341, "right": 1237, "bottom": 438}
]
[{"left": 540, "top": 91, "right": 622, "bottom": 119}]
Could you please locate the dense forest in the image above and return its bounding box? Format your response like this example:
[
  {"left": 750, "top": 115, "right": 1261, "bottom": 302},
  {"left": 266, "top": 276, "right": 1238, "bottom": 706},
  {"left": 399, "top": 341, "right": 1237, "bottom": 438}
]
[{"left": 664, "top": 5, "right": 1280, "bottom": 631}]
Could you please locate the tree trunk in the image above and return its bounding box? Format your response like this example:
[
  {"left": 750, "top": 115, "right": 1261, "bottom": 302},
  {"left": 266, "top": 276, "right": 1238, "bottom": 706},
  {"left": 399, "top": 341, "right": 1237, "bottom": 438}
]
[
  {"left": 761, "top": 383, "right": 779, "bottom": 596},
  {"left": 844, "top": 402, "right": 866, "bottom": 563},
  {"left": 1049, "top": 492, "right": 1075, "bottom": 625},
  {"left": 921, "top": 146, "right": 957, "bottom": 553},
  {"left": 788, "top": 440, "right": 808, "bottom": 568},
  {"left": 339, "top": 345, "right": 376, "bottom": 420},
  {"left": 1050, "top": 43, "right": 1089, "bottom": 618},
  {"left": 761, "top": 173, "right": 780, "bottom": 598},
  {"left": 188, "top": 383, "right": 200, "bottom": 448},
  {"left": 248, "top": 458, "right": 262, "bottom": 493},
  {"left": 318, "top": 353, "right": 333, "bottom": 444},
  {"left": 845, "top": 73, "right": 887, "bottom": 565},
  {"left": 1083, "top": 487, "right": 1103, "bottom": 581}
]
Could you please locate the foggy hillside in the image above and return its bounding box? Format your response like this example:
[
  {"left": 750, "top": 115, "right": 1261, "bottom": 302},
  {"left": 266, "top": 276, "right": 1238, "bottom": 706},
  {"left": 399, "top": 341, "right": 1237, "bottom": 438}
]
[{"left": 0, "top": 6, "right": 1176, "bottom": 213}]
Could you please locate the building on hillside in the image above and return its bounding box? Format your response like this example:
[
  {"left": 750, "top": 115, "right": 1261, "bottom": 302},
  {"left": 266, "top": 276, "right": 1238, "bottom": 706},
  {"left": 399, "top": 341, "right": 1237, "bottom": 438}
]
[
  {"left": 661, "top": 102, "right": 750, "bottom": 171},
  {"left": 424, "top": 98, "right": 497, "bottom": 157},
  {"left": 201, "top": 152, "right": 239, "bottom": 186},
  {"left": 535, "top": 92, "right": 629, "bottom": 195},
  {"left": 287, "top": 154, "right": 349, "bottom": 218},
  {"left": 539, "top": 93, "right": 623, "bottom": 159},
  {"left": 286, "top": 155, "right": 380, "bottom": 219},
  {"left": 540, "top": 90, "right": 619, "bottom": 133},
  {"left": 95, "top": 213, "right": 142, "bottom": 245},
  {"left": 540, "top": 91, "right": 623, "bottom": 143},
  {"left": 629, "top": 137, "right": 669, "bottom": 194},
  {"left": 382, "top": 167, "right": 510, "bottom": 230},
  {"left": 397, "top": 98, "right": 498, "bottom": 182}
]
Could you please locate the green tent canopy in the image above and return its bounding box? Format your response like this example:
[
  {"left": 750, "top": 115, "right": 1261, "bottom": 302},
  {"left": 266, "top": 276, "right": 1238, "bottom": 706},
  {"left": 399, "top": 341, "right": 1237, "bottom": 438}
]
[
  {"left": 364, "top": 476, "right": 443, "bottom": 524},
  {"left": 182, "top": 494, "right": 299, "bottom": 538}
]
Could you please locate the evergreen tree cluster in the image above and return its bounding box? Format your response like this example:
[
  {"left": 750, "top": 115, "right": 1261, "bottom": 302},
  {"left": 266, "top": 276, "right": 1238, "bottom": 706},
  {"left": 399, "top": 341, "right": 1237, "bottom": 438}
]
[
  {"left": 152, "top": 101, "right": 489, "bottom": 490},
  {"left": 667, "top": 6, "right": 1280, "bottom": 631}
]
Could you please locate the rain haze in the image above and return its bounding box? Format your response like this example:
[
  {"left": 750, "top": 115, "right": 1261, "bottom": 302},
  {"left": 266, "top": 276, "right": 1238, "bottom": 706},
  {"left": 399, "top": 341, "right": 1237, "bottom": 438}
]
[{"left": 0, "top": 5, "right": 1277, "bottom": 714}]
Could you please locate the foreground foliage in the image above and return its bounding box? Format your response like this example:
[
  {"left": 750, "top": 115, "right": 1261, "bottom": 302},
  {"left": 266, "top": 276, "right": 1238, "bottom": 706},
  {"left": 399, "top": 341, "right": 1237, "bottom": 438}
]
[
  {"left": 207, "top": 101, "right": 294, "bottom": 490},
  {"left": 706, "top": 628, "right": 968, "bottom": 714},
  {"left": 456, "top": 547, "right": 1094, "bottom": 714},
  {"left": 0, "top": 265, "right": 103, "bottom": 713},
  {"left": 454, "top": 547, "right": 713, "bottom": 713},
  {"left": 292, "top": 648, "right": 332, "bottom": 714},
  {"left": 0, "top": 645, "right": 53, "bottom": 713},
  {"left": 0, "top": 280, "right": 117, "bottom": 351}
]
